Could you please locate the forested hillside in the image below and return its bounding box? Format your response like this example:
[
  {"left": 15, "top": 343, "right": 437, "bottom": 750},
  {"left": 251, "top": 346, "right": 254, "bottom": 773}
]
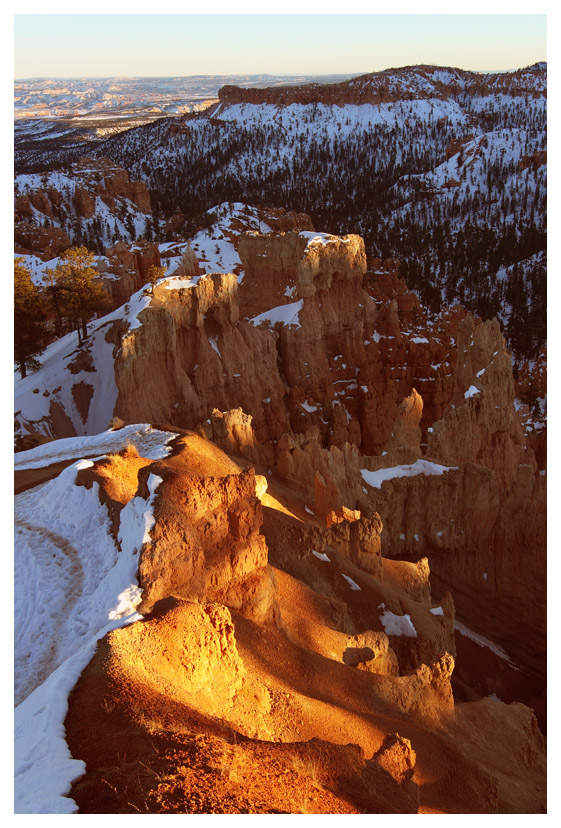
[{"left": 90, "top": 63, "right": 546, "bottom": 360}]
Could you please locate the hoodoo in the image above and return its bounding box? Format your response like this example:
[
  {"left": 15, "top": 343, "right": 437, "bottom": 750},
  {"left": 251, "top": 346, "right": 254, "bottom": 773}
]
[{"left": 14, "top": 54, "right": 546, "bottom": 815}]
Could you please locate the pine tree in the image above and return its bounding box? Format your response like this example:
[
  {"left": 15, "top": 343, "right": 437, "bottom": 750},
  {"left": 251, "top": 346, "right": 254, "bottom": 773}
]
[
  {"left": 147, "top": 264, "right": 167, "bottom": 294},
  {"left": 14, "top": 258, "right": 47, "bottom": 379},
  {"left": 46, "top": 247, "right": 110, "bottom": 345}
]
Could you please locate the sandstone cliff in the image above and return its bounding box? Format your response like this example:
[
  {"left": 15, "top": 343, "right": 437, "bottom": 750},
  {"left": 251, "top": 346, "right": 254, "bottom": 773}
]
[
  {"left": 215, "top": 64, "right": 546, "bottom": 111},
  {"left": 58, "top": 428, "right": 545, "bottom": 813},
  {"left": 15, "top": 221, "right": 546, "bottom": 718}
]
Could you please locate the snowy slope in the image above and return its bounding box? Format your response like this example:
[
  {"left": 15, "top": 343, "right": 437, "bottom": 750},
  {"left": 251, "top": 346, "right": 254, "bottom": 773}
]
[
  {"left": 15, "top": 166, "right": 150, "bottom": 250},
  {"left": 14, "top": 278, "right": 166, "bottom": 438},
  {"left": 14, "top": 429, "right": 175, "bottom": 813},
  {"left": 159, "top": 202, "right": 274, "bottom": 284}
]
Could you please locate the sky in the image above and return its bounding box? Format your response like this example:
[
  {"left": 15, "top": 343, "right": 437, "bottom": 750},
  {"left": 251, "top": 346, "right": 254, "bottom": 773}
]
[{"left": 14, "top": 12, "right": 547, "bottom": 78}]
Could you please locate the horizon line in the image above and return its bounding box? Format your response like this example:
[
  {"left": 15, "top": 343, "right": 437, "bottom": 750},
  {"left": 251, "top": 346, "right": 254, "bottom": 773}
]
[{"left": 14, "top": 63, "right": 546, "bottom": 82}]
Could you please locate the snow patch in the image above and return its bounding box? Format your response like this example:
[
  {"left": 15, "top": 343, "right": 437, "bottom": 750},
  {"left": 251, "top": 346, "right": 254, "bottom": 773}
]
[
  {"left": 464, "top": 385, "right": 481, "bottom": 399},
  {"left": 208, "top": 336, "right": 221, "bottom": 358},
  {"left": 312, "top": 550, "right": 330, "bottom": 563},
  {"left": 360, "top": 459, "right": 458, "bottom": 489},
  {"left": 454, "top": 620, "right": 516, "bottom": 665},
  {"left": 380, "top": 611, "right": 417, "bottom": 637},
  {"left": 250, "top": 300, "right": 304, "bottom": 328}
]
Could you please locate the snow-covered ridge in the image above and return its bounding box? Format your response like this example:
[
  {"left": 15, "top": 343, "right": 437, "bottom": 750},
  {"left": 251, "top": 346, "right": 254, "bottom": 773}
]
[
  {"left": 159, "top": 202, "right": 275, "bottom": 286},
  {"left": 216, "top": 63, "right": 546, "bottom": 110},
  {"left": 15, "top": 446, "right": 164, "bottom": 812},
  {"left": 14, "top": 423, "right": 176, "bottom": 470},
  {"left": 454, "top": 619, "right": 516, "bottom": 666}
]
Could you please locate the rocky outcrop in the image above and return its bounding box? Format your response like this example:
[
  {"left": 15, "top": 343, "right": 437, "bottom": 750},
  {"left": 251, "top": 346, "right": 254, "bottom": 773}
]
[
  {"left": 216, "top": 65, "right": 545, "bottom": 111},
  {"left": 15, "top": 221, "right": 545, "bottom": 702},
  {"left": 384, "top": 388, "right": 423, "bottom": 457},
  {"left": 137, "top": 464, "right": 274, "bottom": 622},
  {"left": 427, "top": 315, "right": 527, "bottom": 496},
  {"left": 77, "top": 434, "right": 275, "bottom": 624},
  {"left": 112, "top": 273, "right": 290, "bottom": 462},
  {"left": 72, "top": 156, "right": 151, "bottom": 213},
  {"left": 98, "top": 240, "right": 162, "bottom": 308},
  {"left": 14, "top": 221, "right": 71, "bottom": 259},
  {"left": 237, "top": 231, "right": 366, "bottom": 318},
  {"left": 258, "top": 207, "right": 314, "bottom": 233},
  {"left": 74, "top": 187, "right": 96, "bottom": 219},
  {"left": 14, "top": 156, "right": 152, "bottom": 261},
  {"left": 519, "top": 150, "right": 547, "bottom": 172},
  {"left": 201, "top": 408, "right": 265, "bottom": 466},
  {"left": 317, "top": 506, "right": 383, "bottom": 578}
]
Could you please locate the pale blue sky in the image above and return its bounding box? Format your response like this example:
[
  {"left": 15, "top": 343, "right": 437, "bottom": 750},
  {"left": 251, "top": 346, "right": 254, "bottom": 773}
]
[{"left": 14, "top": 13, "right": 546, "bottom": 78}]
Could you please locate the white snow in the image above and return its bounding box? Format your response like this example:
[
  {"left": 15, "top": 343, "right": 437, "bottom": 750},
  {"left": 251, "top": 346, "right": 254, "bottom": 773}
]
[
  {"left": 429, "top": 606, "right": 444, "bottom": 616},
  {"left": 208, "top": 335, "right": 222, "bottom": 358},
  {"left": 380, "top": 611, "right": 418, "bottom": 637},
  {"left": 14, "top": 278, "right": 181, "bottom": 438},
  {"left": 301, "top": 401, "right": 318, "bottom": 413},
  {"left": 250, "top": 300, "right": 304, "bottom": 328},
  {"left": 299, "top": 231, "right": 348, "bottom": 249},
  {"left": 454, "top": 620, "right": 516, "bottom": 665},
  {"left": 312, "top": 550, "right": 330, "bottom": 563},
  {"left": 213, "top": 99, "right": 469, "bottom": 139},
  {"left": 14, "top": 455, "right": 164, "bottom": 812},
  {"left": 360, "top": 459, "right": 458, "bottom": 489},
  {"left": 164, "top": 276, "right": 199, "bottom": 290},
  {"left": 14, "top": 423, "right": 176, "bottom": 470},
  {"left": 410, "top": 336, "right": 429, "bottom": 344},
  {"left": 464, "top": 385, "right": 481, "bottom": 399},
  {"left": 186, "top": 203, "right": 274, "bottom": 282},
  {"left": 342, "top": 574, "right": 361, "bottom": 591}
]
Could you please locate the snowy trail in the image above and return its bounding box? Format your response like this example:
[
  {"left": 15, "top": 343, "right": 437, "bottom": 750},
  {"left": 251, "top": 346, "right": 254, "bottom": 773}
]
[
  {"left": 14, "top": 453, "right": 163, "bottom": 813},
  {"left": 14, "top": 461, "right": 124, "bottom": 709},
  {"left": 14, "top": 517, "right": 84, "bottom": 706}
]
